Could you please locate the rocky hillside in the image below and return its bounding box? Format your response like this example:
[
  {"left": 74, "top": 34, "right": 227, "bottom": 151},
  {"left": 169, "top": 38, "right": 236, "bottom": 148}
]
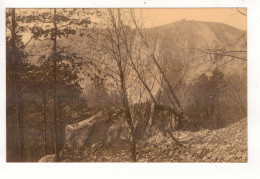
[
  {"left": 81, "top": 118, "right": 246, "bottom": 163},
  {"left": 141, "top": 117, "right": 247, "bottom": 162},
  {"left": 39, "top": 114, "right": 247, "bottom": 163}
]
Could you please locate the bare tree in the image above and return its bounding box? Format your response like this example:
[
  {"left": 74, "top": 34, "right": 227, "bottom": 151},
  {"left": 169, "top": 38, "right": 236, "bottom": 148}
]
[
  {"left": 129, "top": 10, "right": 185, "bottom": 129},
  {"left": 88, "top": 9, "right": 139, "bottom": 161}
]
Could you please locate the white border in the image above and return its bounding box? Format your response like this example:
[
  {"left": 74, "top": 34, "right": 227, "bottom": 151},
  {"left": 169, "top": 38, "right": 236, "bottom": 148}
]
[{"left": 1, "top": 0, "right": 260, "bottom": 179}]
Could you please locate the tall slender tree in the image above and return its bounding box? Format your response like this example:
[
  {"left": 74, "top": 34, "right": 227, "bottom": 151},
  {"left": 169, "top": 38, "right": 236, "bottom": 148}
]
[
  {"left": 6, "top": 8, "right": 32, "bottom": 162},
  {"left": 27, "top": 8, "right": 92, "bottom": 160}
]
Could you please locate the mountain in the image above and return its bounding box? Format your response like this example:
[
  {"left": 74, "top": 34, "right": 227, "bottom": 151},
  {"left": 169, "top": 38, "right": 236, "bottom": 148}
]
[
  {"left": 148, "top": 20, "right": 245, "bottom": 47},
  {"left": 25, "top": 20, "right": 247, "bottom": 95},
  {"left": 144, "top": 20, "right": 247, "bottom": 82}
]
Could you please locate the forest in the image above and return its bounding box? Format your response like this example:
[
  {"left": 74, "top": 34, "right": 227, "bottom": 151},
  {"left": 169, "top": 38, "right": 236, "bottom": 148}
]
[{"left": 6, "top": 8, "right": 247, "bottom": 162}]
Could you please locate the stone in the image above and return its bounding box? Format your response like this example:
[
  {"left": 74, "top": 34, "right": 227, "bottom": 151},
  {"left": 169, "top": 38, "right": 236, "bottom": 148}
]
[
  {"left": 197, "top": 149, "right": 204, "bottom": 155},
  {"left": 225, "top": 155, "right": 234, "bottom": 161},
  {"left": 169, "top": 151, "right": 174, "bottom": 156},
  {"left": 38, "top": 154, "right": 56, "bottom": 162}
]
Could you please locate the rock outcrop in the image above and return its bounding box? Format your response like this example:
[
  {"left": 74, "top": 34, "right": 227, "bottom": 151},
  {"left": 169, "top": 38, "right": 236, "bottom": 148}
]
[{"left": 64, "top": 107, "right": 130, "bottom": 149}]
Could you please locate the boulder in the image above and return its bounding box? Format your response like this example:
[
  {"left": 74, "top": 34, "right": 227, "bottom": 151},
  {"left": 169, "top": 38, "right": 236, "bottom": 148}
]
[
  {"left": 39, "top": 107, "right": 131, "bottom": 162},
  {"left": 64, "top": 108, "right": 130, "bottom": 149},
  {"left": 38, "top": 154, "right": 56, "bottom": 162}
]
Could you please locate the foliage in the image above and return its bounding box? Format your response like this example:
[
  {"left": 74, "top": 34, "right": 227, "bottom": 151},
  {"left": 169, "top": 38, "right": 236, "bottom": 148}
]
[
  {"left": 6, "top": 8, "right": 94, "bottom": 162},
  {"left": 185, "top": 68, "right": 246, "bottom": 129}
]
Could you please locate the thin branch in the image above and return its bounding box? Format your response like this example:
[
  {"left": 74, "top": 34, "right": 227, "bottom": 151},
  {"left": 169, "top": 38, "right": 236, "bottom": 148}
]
[{"left": 237, "top": 8, "right": 247, "bottom": 17}]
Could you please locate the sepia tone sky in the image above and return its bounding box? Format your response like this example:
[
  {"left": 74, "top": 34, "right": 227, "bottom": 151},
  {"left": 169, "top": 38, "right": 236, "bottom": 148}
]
[
  {"left": 18, "top": 8, "right": 247, "bottom": 44},
  {"left": 135, "top": 8, "right": 247, "bottom": 30},
  {"left": 13, "top": 8, "right": 247, "bottom": 31}
]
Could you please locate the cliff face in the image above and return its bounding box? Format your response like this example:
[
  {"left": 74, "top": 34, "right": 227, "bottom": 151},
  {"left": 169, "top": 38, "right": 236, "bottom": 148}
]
[{"left": 145, "top": 20, "right": 247, "bottom": 81}]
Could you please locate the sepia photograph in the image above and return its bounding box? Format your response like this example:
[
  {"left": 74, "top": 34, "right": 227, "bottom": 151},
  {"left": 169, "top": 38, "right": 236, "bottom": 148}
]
[{"left": 6, "top": 8, "right": 247, "bottom": 163}]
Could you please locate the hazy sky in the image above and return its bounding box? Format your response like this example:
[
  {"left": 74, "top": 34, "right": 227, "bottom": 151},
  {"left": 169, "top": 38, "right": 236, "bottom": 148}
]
[
  {"left": 136, "top": 8, "right": 247, "bottom": 30},
  {"left": 18, "top": 8, "right": 247, "bottom": 43}
]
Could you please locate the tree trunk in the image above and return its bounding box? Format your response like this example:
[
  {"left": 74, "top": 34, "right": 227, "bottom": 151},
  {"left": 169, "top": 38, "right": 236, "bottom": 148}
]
[
  {"left": 52, "top": 8, "right": 60, "bottom": 161},
  {"left": 11, "top": 8, "right": 25, "bottom": 162},
  {"left": 118, "top": 64, "right": 136, "bottom": 162},
  {"left": 42, "top": 90, "right": 47, "bottom": 155},
  {"left": 121, "top": 85, "right": 137, "bottom": 162},
  {"left": 216, "top": 94, "right": 221, "bottom": 129},
  {"left": 16, "top": 90, "right": 25, "bottom": 162},
  {"left": 148, "top": 103, "right": 155, "bottom": 127},
  {"left": 58, "top": 97, "right": 64, "bottom": 149}
]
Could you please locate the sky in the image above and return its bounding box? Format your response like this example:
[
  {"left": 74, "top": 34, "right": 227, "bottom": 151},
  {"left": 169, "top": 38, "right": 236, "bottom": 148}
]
[{"left": 135, "top": 8, "right": 247, "bottom": 30}]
